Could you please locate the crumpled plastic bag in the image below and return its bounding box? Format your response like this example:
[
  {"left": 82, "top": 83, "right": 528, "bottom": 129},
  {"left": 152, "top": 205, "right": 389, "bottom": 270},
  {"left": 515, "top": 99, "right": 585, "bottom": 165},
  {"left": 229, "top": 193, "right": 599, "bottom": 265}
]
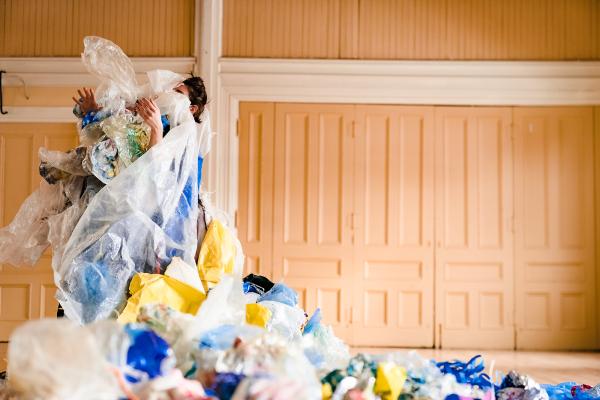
[
  {"left": 245, "top": 303, "right": 272, "bottom": 328},
  {"left": 258, "top": 282, "right": 298, "bottom": 306},
  {"left": 497, "top": 371, "right": 549, "bottom": 400},
  {"left": 302, "top": 324, "right": 350, "bottom": 373},
  {"left": 373, "top": 362, "right": 407, "bottom": 400},
  {"left": 259, "top": 300, "right": 306, "bottom": 341},
  {"left": 118, "top": 272, "right": 206, "bottom": 323},
  {"left": 197, "top": 219, "right": 241, "bottom": 292},
  {"left": 81, "top": 36, "right": 139, "bottom": 112},
  {"left": 6, "top": 319, "right": 123, "bottom": 400}
]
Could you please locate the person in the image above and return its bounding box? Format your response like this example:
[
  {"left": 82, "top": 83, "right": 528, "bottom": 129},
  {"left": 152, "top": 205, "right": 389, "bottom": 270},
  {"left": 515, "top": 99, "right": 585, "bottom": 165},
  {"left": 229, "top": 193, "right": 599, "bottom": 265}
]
[{"left": 54, "top": 77, "right": 209, "bottom": 318}]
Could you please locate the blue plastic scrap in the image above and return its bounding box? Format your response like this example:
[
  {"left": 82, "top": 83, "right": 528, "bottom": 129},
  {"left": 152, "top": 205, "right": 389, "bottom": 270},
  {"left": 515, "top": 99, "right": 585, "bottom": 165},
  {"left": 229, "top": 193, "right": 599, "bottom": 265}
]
[{"left": 258, "top": 282, "right": 298, "bottom": 307}]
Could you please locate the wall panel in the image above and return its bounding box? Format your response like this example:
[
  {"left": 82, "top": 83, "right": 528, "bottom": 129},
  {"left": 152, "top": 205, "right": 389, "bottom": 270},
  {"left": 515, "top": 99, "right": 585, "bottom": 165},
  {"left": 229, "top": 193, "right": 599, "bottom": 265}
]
[
  {"left": 514, "top": 107, "right": 597, "bottom": 350},
  {"left": 223, "top": 0, "right": 600, "bottom": 60},
  {"left": 0, "top": 0, "right": 195, "bottom": 57},
  {"left": 0, "top": 123, "right": 77, "bottom": 341},
  {"left": 434, "top": 107, "right": 515, "bottom": 349}
]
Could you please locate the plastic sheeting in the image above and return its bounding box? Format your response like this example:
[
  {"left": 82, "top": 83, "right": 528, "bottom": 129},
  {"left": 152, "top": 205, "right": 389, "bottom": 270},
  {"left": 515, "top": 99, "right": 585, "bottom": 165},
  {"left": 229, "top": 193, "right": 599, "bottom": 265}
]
[{"left": 50, "top": 36, "right": 213, "bottom": 324}]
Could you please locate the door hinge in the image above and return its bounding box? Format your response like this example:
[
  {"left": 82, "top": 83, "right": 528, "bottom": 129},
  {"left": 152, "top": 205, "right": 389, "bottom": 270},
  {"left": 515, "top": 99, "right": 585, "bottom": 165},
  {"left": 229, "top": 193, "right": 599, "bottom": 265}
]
[
  {"left": 236, "top": 118, "right": 240, "bottom": 137},
  {"left": 234, "top": 210, "right": 238, "bottom": 228},
  {"left": 351, "top": 121, "right": 356, "bottom": 139}
]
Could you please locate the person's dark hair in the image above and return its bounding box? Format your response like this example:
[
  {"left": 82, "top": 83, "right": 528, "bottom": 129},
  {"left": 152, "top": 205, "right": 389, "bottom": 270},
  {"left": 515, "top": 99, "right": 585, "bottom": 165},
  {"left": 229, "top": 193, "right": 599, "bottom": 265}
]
[{"left": 183, "top": 76, "right": 208, "bottom": 123}]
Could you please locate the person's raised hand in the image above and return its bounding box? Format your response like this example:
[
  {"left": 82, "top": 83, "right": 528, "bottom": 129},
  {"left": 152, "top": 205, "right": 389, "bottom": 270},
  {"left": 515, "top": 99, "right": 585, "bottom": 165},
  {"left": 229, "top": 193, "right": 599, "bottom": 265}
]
[{"left": 72, "top": 88, "right": 100, "bottom": 115}]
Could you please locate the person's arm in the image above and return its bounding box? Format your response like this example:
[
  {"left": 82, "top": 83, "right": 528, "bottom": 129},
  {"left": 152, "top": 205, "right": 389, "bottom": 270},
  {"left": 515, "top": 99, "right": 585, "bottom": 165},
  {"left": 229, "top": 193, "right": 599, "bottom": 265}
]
[{"left": 135, "top": 98, "right": 163, "bottom": 148}]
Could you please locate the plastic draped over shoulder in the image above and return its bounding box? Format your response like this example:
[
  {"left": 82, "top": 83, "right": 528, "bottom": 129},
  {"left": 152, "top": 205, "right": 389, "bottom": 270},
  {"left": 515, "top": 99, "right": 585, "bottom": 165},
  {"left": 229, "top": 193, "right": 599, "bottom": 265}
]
[{"left": 57, "top": 107, "right": 212, "bottom": 324}]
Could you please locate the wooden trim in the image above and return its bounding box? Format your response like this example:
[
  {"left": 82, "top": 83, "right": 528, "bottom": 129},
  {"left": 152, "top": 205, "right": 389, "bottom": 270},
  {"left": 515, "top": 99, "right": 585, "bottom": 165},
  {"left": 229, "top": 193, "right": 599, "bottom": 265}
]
[
  {"left": 0, "top": 107, "right": 74, "bottom": 122},
  {"left": 0, "top": 57, "right": 196, "bottom": 87},
  {"left": 595, "top": 106, "right": 600, "bottom": 349},
  {"left": 213, "top": 58, "right": 600, "bottom": 219}
]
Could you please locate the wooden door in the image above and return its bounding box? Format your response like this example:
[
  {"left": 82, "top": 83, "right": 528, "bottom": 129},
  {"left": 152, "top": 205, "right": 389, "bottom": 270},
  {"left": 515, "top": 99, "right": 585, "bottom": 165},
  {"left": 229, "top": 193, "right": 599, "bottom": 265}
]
[
  {"left": 0, "top": 123, "right": 78, "bottom": 341},
  {"left": 514, "top": 107, "right": 597, "bottom": 350},
  {"left": 238, "top": 103, "right": 275, "bottom": 278},
  {"left": 352, "top": 105, "right": 435, "bottom": 347},
  {"left": 271, "top": 103, "right": 355, "bottom": 342},
  {"left": 434, "top": 107, "right": 515, "bottom": 349}
]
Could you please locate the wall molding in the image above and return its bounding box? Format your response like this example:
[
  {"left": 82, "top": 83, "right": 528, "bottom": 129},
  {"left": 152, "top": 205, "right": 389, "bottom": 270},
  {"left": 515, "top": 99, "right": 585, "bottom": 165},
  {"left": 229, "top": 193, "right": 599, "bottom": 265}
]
[
  {"left": 213, "top": 58, "right": 600, "bottom": 218},
  {"left": 0, "top": 57, "right": 196, "bottom": 87}
]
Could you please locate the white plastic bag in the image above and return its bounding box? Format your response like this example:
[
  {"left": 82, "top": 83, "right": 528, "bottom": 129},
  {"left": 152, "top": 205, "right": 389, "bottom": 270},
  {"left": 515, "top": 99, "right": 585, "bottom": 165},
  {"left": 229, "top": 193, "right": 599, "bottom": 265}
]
[{"left": 7, "top": 319, "right": 123, "bottom": 400}]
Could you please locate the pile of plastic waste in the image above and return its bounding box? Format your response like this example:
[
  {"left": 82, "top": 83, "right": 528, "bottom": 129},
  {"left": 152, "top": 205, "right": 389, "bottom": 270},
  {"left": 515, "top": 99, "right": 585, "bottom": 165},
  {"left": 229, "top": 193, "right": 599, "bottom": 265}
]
[{"left": 0, "top": 37, "right": 598, "bottom": 400}]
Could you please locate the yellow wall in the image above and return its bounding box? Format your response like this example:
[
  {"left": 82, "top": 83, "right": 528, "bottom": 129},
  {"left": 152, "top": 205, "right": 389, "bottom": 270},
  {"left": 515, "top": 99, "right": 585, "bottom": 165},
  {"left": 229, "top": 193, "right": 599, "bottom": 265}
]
[
  {"left": 0, "top": 0, "right": 195, "bottom": 57},
  {"left": 223, "top": 0, "right": 600, "bottom": 60}
]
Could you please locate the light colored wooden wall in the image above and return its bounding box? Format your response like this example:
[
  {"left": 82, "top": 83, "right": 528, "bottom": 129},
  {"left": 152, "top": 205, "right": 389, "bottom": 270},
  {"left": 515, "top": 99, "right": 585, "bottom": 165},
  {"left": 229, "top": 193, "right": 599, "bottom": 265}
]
[
  {"left": 0, "top": 0, "right": 195, "bottom": 57},
  {"left": 223, "top": 0, "right": 600, "bottom": 60}
]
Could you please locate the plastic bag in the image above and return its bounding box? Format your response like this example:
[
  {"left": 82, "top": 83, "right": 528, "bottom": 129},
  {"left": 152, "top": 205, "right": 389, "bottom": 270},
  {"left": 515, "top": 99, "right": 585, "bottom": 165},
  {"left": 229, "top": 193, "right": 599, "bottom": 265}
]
[
  {"left": 245, "top": 303, "right": 272, "bottom": 328},
  {"left": 197, "top": 219, "right": 239, "bottom": 292},
  {"left": 0, "top": 179, "right": 71, "bottom": 266},
  {"left": 373, "top": 362, "right": 406, "bottom": 400},
  {"left": 258, "top": 282, "right": 298, "bottom": 306},
  {"left": 302, "top": 324, "right": 350, "bottom": 373},
  {"left": 82, "top": 36, "right": 139, "bottom": 112},
  {"left": 6, "top": 319, "right": 123, "bottom": 400},
  {"left": 165, "top": 256, "right": 205, "bottom": 293},
  {"left": 259, "top": 300, "right": 306, "bottom": 341}
]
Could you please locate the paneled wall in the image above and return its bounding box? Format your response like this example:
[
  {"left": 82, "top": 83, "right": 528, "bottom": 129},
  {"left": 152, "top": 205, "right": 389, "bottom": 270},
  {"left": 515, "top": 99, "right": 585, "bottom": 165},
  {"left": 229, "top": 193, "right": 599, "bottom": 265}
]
[
  {"left": 238, "top": 102, "right": 599, "bottom": 349},
  {"left": 0, "top": 123, "right": 78, "bottom": 342},
  {"left": 223, "top": 0, "right": 600, "bottom": 60},
  {"left": 0, "top": 0, "right": 195, "bottom": 57}
]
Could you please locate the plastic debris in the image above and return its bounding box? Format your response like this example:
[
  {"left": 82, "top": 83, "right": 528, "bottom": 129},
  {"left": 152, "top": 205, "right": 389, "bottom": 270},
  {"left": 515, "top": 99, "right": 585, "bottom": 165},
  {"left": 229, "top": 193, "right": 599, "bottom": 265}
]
[
  {"left": 258, "top": 282, "right": 298, "bottom": 306},
  {"left": 497, "top": 371, "right": 549, "bottom": 400},
  {"left": 242, "top": 273, "right": 275, "bottom": 295},
  {"left": 197, "top": 219, "right": 239, "bottom": 292},
  {"left": 373, "top": 362, "right": 407, "bottom": 400},
  {"left": 118, "top": 272, "right": 206, "bottom": 323},
  {"left": 245, "top": 303, "right": 272, "bottom": 328},
  {"left": 6, "top": 319, "right": 123, "bottom": 400}
]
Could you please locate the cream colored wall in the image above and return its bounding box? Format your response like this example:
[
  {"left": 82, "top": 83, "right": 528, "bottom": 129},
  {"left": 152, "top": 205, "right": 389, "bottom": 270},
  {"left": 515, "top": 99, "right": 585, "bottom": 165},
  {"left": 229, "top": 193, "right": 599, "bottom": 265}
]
[
  {"left": 0, "top": 0, "right": 195, "bottom": 57},
  {"left": 223, "top": 0, "right": 600, "bottom": 60}
]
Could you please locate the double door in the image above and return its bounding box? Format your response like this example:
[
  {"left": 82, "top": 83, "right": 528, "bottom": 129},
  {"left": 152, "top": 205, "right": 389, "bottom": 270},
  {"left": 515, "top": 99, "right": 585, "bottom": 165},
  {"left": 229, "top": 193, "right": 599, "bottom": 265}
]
[{"left": 237, "top": 103, "right": 598, "bottom": 349}]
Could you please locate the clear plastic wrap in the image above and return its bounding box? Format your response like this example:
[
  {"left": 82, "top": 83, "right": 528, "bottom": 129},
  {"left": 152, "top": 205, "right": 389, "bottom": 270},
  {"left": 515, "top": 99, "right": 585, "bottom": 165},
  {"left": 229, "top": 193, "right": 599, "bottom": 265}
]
[
  {"left": 57, "top": 111, "right": 210, "bottom": 323},
  {"left": 6, "top": 319, "right": 123, "bottom": 400},
  {"left": 0, "top": 179, "right": 70, "bottom": 266},
  {"left": 81, "top": 36, "right": 139, "bottom": 112}
]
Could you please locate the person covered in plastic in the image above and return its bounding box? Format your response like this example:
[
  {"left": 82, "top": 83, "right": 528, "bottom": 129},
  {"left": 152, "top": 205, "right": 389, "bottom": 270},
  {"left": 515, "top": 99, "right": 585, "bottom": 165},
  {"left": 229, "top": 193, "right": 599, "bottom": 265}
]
[{"left": 50, "top": 79, "right": 210, "bottom": 318}]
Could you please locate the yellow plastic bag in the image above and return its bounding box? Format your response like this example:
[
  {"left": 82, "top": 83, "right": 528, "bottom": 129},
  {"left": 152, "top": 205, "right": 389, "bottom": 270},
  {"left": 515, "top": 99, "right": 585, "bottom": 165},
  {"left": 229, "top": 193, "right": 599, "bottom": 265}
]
[
  {"left": 118, "top": 273, "right": 206, "bottom": 323},
  {"left": 373, "top": 362, "right": 407, "bottom": 400},
  {"left": 245, "top": 303, "right": 272, "bottom": 328},
  {"left": 197, "top": 219, "right": 236, "bottom": 292}
]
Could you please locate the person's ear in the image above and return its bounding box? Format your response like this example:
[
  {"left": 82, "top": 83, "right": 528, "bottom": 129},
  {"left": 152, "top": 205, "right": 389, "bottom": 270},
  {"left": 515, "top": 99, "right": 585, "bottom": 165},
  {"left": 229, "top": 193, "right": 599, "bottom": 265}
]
[{"left": 189, "top": 105, "right": 199, "bottom": 115}]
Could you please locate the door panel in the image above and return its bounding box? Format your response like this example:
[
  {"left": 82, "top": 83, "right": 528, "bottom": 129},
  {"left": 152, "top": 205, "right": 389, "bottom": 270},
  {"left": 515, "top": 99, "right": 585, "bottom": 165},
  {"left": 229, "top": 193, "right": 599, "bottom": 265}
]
[
  {"left": 435, "top": 107, "right": 515, "bottom": 349},
  {"left": 514, "top": 107, "right": 597, "bottom": 349},
  {"left": 0, "top": 123, "right": 78, "bottom": 340},
  {"left": 238, "top": 103, "right": 275, "bottom": 278},
  {"left": 353, "top": 106, "right": 435, "bottom": 347},
  {"left": 271, "top": 103, "right": 355, "bottom": 342}
]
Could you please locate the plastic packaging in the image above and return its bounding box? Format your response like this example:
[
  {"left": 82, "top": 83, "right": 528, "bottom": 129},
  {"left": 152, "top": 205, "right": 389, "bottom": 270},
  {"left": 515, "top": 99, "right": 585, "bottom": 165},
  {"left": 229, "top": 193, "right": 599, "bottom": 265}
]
[
  {"left": 118, "top": 272, "right": 206, "bottom": 323},
  {"left": 0, "top": 178, "right": 74, "bottom": 266},
  {"left": 197, "top": 219, "right": 239, "bottom": 292},
  {"left": 258, "top": 282, "right": 298, "bottom": 306},
  {"left": 6, "top": 319, "right": 123, "bottom": 400},
  {"left": 259, "top": 300, "right": 306, "bottom": 341},
  {"left": 165, "top": 256, "right": 205, "bottom": 293},
  {"left": 373, "top": 362, "right": 406, "bottom": 400},
  {"left": 497, "top": 371, "right": 549, "bottom": 400},
  {"left": 124, "top": 324, "right": 176, "bottom": 383},
  {"left": 245, "top": 303, "right": 272, "bottom": 328},
  {"left": 302, "top": 324, "right": 350, "bottom": 373}
]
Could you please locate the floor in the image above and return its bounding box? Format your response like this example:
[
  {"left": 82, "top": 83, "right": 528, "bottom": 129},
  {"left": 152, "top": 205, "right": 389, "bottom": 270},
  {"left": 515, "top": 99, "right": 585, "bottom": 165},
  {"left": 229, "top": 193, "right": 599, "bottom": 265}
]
[{"left": 352, "top": 347, "right": 600, "bottom": 385}]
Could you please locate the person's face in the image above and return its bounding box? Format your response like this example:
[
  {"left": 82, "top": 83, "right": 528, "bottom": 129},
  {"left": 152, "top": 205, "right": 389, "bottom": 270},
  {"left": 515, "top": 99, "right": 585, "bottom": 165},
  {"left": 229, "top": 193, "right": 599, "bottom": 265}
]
[{"left": 174, "top": 83, "right": 199, "bottom": 116}]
